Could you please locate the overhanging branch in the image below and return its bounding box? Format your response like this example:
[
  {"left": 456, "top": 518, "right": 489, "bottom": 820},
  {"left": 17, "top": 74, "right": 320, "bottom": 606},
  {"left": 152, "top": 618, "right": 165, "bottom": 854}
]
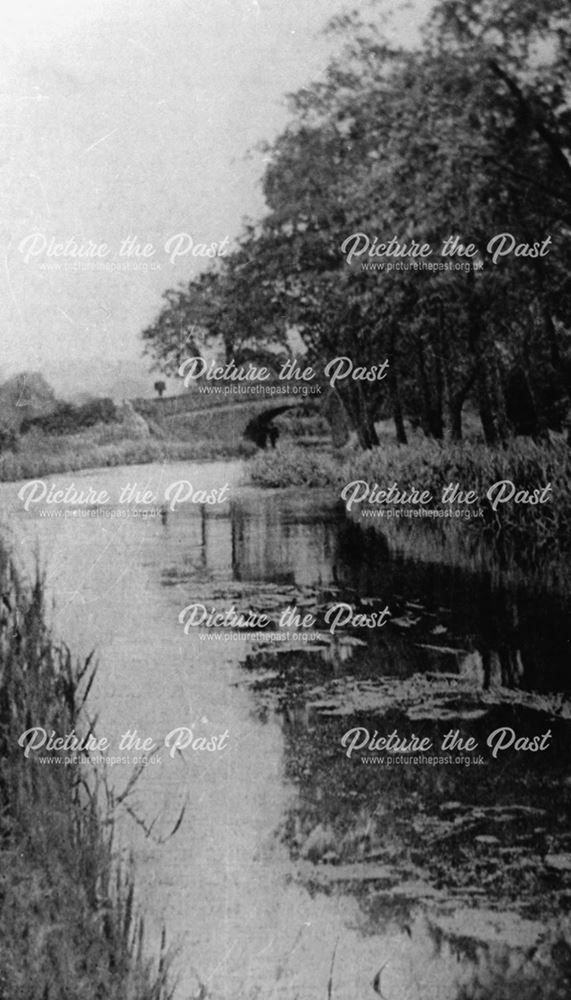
[{"left": 488, "top": 58, "right": 571, "bottom": 197}]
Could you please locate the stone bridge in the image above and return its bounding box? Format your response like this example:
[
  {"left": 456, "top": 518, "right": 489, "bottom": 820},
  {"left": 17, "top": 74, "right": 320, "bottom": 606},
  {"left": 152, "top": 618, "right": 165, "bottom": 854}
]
[{"left": 133, "top": 383, "right": 350, "bottom": 449}]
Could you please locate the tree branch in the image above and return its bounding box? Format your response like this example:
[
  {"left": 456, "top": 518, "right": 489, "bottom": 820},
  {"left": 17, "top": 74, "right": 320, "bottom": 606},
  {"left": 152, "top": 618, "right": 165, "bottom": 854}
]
[{"left": 488, "top": 58, "right": 571, "bottom": 197}]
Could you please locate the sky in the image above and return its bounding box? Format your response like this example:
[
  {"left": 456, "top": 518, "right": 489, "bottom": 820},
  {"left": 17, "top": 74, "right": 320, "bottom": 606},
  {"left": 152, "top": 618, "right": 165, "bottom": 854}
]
[{"left": 0, "top": 0, "right": 427, "bottom": 397}]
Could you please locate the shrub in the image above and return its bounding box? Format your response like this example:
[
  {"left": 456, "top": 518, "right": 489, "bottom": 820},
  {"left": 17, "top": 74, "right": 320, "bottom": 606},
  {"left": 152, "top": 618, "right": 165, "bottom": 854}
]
[
  {"left": 248, "top": 443, "right": 338, "bottom": 487},
  {"left": 0, "top": 424, "right": 18, "bottom": 453},
  {"left": 247, "top": 436, "right": 571, "bottom": 574},
  {"left": 342, "top": 435, "right": 571, "bottom": 557},
  {"left": 21, "top": 398, "right": 118, "bottom": 435}
]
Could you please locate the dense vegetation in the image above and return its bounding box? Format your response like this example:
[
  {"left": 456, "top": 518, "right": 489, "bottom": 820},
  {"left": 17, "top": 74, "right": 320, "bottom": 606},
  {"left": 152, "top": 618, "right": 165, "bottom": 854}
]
[
  {"left": 247, "top": 434, "right": 571, "bottom": 588},
  {"left": 142, "top": 0, "right": 571, "bottom": 451},
  {"left": 0, "top": 547, "right": 171, "bottom": 999},
  {"left": 20, "top": 397, "right": 118, "bottom": 435},
  {"left": 0, "top": 383, "right": 254, "bottom": 481}
]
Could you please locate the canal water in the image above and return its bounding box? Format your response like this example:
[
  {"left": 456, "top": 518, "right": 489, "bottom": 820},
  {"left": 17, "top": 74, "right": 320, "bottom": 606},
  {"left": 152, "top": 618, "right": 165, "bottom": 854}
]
[{"left": 2, "top": 460, "right": 570, "bottom": 1000}]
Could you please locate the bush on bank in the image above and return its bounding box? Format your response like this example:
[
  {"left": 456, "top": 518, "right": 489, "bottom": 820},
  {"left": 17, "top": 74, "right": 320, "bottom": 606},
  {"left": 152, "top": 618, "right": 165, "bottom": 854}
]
[
  {"left": 344, "top": 436, "right": 570, "bottom": 545},
  {"left": 20, "top": 397, "right": 119, "bottom": 435},
  {"left": 0, "top": 547, "right": 170, "bottom": 1000},
  {"left": 248, "top": 443, "right": 338, "bottom": 488}
]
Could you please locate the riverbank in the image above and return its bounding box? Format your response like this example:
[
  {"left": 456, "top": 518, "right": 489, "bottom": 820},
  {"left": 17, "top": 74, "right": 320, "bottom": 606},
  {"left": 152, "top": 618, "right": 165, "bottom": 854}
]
[
  {"left": 2, "top": 455, "right": 571, "bottom": 999},
  {"left": 0, "top": 420, "right": 252, "bottom": 483},
  {"left": 248, "top": 437, "right": 571, "bottom": 586},
  {"left": 0, "top": 545, "right": 171, "bottom": 1000}
]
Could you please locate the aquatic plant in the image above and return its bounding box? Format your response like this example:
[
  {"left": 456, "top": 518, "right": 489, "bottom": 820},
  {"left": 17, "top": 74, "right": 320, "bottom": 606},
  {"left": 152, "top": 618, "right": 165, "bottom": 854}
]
[
  {"left": 0, "top": 545, "right": 173, "bottom": 999},
  {"left": 248, "top": 442, "right": 339, "bottom": 488},
  {"left": 247, "top": 437, "right": 571, "bottom": 583}
]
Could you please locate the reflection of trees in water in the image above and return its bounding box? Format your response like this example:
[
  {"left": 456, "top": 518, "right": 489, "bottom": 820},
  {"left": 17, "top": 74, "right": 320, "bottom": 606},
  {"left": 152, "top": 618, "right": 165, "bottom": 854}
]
[
  {"left": 478, "top": 585, "right": 525, "bottom": 690},
  {"left": 468, "top": 578, "right": 568, "bottom": 692},
  {"left": 422, "top": 909, "right": 571, "bottom": 1000},
  {"left": 227, "top": 498, "right": 571, "bottom": 996},
  {"left": 333, "top": 521, "right": 569, "bottom": 693},
  {"left": 228, "top": 498, "right": 341, "bottom": 587},
  {"left": 194, "top": 495, "right": 569, "bottom": 693}
]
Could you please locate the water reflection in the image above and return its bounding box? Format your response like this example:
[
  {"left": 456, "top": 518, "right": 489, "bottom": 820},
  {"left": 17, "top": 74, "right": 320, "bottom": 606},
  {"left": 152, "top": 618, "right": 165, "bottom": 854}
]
[
  {"left": 190, "top": 493, "right": 571, "bottom": 695},
  {"left": 170, "top": 487, "right": 571, "bottom": 998},
  {"left": 2, "top": 463, "right": 570, "bottom": 999}
]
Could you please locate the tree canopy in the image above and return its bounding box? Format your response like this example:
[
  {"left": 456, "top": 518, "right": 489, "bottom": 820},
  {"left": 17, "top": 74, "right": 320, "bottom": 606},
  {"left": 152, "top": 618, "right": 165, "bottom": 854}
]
[{"left": 142, "top": 0, "right": 571, "bottom": 446}]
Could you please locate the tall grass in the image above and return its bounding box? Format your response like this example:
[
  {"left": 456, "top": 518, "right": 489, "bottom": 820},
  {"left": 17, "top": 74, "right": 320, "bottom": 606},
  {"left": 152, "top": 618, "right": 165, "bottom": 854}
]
[
  {"left": 0, "top": 426, "right": 252, "bottom": 482},
  {"left": 345, "top": 436, "right": 571, "bottom": 550},
  {"left": 247, "top": 436, "right": 571, "bottom": 585},
  {"left": 248, "top": 442, "right": 338, "bottom": 488},
  {"left": 0, "top": 546, "right": 172, "bottom": 1000}
]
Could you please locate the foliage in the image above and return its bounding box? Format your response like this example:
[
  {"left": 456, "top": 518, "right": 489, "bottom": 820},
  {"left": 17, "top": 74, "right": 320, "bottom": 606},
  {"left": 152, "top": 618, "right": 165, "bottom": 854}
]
[
  {"left": 142, "top": 0, "right": 571, "bottom": 449},
  {"left": 0, "top": 371, "right": 56, "bottom": 411},
  {"left": 0, "top": 372, "right": 57, "bottom": 432},
  {"left": 0, "top": 424, "right": 19, "bottom": 453},
  {"left": 345, "top": 434, "right": 571, "bottom": 547},
  {"left": 20, "top": 397, "right": 118, "bottom": 435},
  {"left": 0, "top": 549, "right": 172, "bottom": 999},
  {"left": 247, "top": 434, "right": 571, "bottom": 572},
  {"left": 0, "top": 433, "right": 249, "bottom": 482},
  {"left": 253, "top": 0, "right": 571, "bottom": 446},
  {"left": 274, "top": 411, "right": 330, "bottom": 438},
  {"left": 141, "top": 256, "right": 290, "bottom": 378},
  {"left": 248, "top": 442, "right": 338, "bottom": 488}
]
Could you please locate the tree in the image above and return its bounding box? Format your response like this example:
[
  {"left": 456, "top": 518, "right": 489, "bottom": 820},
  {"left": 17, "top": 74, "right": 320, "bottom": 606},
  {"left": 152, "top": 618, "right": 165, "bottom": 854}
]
[
  {"left": 141, "top": 0, "right": 571, "bottom": 446},
  {"left": 0, "top": 372, "right": 57, "bottom": 431},
  {"left": 153, "top": 380, "right": 166, "bottom": 398},
  {"left": 141, "top": 252, "right": 290, "bottom": 381},
  {"left": 230, "top": 0, "right": 571, "bottom": 444}
]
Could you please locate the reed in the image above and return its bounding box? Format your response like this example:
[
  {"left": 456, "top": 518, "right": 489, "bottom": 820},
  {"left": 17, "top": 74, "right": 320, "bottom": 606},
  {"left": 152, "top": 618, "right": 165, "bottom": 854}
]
[
  {"left": 0, "top": 431, "right": 249, "bottom": 482},
  {"left": 247, "top": 436, "right": 571, "bottom": 588},
  {"left": 0, "top": 544, "right": 173, "bottom": 1000}
]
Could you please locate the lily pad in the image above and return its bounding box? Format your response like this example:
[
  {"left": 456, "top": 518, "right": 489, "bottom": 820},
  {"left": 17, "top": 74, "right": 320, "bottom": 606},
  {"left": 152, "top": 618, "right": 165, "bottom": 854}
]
[{"left": 545, "top": 854, "right": 571, "bottom": 872}]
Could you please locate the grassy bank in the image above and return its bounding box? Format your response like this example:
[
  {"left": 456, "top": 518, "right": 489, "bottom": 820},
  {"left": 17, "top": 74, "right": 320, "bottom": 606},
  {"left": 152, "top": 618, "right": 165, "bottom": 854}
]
[
  {"left": 0, "top": 547, "right": 171, "bottom": 999},
  {"left": 248, "top": 437, "right": 571, "bottom": 582},
  {"left": 247, "top": 442, "right": 339, "bottom": 487},
  {"left": 345, "top": 436, "right": 570, "bottom": 541},
  {"left": 0, "top": 420, "right": 253, "bottom": 482}
]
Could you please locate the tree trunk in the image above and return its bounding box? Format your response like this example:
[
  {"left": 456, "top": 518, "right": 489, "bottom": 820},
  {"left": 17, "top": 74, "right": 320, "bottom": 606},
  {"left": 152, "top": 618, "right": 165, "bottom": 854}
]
[
  {"left": 417, "top": 333, "right": 443, "bottom": 439},
  {"left": 440, "top": 305, "right": 463, "bottom": 441},
  {"left": 429, "top": 404, "right": 444, "bottom": 440},
  {"left": 432, "top": 329, "right": 445, "bottom": 439},
  {"left": 392, "top": 390, "right": 407, "bottom": 444},
  {"left": 416, "top": 337, "right": 432, "bottom": 437},
  {"left": 356, "top": 419, "right": 380, "bottom": 449},
  {"left": 338, "top": 385, "right": 380, "bottom": 449},
  {"left": 491, "top": 359, "right": 509, "bottom": 442},
  {"left": 477, "top": 365, "right": 499, "bottom": 445},
  {"left": 466, "top": 280, "right": 499, "bottom": 445},
  {"left": 448, "top": 394, "right": 464, "bottom": 441},
  {"left": 388, "top": 359, "right": 407, "bottom": 443}
]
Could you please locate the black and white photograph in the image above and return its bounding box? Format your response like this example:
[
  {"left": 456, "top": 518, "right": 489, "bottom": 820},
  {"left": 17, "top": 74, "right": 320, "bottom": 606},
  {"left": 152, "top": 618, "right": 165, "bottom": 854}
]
[{"left": 1, "top": 1, "right": 570, "bottom": 997}]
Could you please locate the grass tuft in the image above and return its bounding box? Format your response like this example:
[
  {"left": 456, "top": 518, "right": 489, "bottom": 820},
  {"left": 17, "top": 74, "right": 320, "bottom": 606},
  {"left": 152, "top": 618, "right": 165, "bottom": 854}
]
[
  {"left": 247, "top": 436, "right": 571, "bottom": 585},
  {"left": 0, "top": 545, "right": 172, "bottom": 999}
]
